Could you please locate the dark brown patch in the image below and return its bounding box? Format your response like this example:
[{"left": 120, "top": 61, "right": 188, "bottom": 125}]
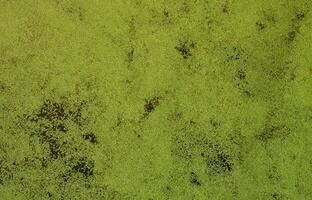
[
  {"left": 163, "top": 9, "right": 169, "bottom": 18},
  {"left": 207, "top": 151, "right": 234, "bottom": 174},
  {"left": 296, "top": 11, "right": 305, "bottom": 21},
  {"left": 175, "top": 40, "right": 195, "bottom": 59},
  {"left": 286, "top": 30, "right": 297, "bottom": 43},
  {"left": 38, "top": 100, "right": 65, "bottom": 121},
  {"left": 210, "top": 119, "right": 221, "bottom": 128},
  {"left": 222, "top": 0, "right": 230, "bottom": 13},
  {"left": 190, "top": 172, "right": 201, "bottom": 186},
  {"left": 127, "top": 47, "right": 134, "bottom": 67},
  {"left": 256, "top": 21, "right": 266, "bottom": 31},
  {"left": 68, "top": 100, "right": 87, "bottom": 127},
  {"left": 256, "top": 125, "right": 290, "bottom": 142},
  {"left": 271, "top": 193, "right": 282, "bottom": 200},
  {"left": 64, "top": 5, "right": 85, "bottom": 21},
  {"left": 47, "top": 137, "right": 65, "bottom": 159},
  {"left": 72, "top": 157, "right": 94, "bottom": 177},
  {"left": 236, "top": 69, "right": 246, "bottom": 80},
  {"left": 144, "top": 97, "right": 160, "bottom": 117},
  {"left": 83, "top": 132, "right": 98, "bottom": 144}
]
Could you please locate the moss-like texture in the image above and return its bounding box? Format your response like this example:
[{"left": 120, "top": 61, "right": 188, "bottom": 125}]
[{"left": 0, "top": 0, "right": 312, "bottom": 199}]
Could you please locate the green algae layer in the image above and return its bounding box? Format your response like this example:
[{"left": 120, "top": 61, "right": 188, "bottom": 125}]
[{"left": 0, "top": 0, "right": 312, "bottom": 199}]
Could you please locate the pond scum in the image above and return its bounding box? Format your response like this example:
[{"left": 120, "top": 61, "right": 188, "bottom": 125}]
[{"left": 0, "top": 0, "right": 311, "bottom": 199}]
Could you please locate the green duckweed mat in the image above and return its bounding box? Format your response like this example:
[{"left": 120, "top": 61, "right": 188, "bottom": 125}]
[{"left": 0, "top": 0, "right": 312, "bottom": 199}]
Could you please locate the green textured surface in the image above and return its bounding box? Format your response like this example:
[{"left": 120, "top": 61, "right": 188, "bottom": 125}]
[{"left": 0, "top": 0, "right": 312, "bottom": 199}]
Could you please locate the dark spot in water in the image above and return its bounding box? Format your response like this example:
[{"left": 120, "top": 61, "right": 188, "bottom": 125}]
[
  {"left": 83, "top": 132, "right": 98, "bottom": 144},
  {"left": 64, "top": 5, "right": 85, "bottom": 21},
  {"left": 47, "top": 192, "right": 52, "bottom": 198},
  {"left": 268, "top": 166, "right": 280, "bottom": 181},
  {"left": 242, "top": 90, "right": 253, "bottom": 97},
  {"left": 48, "top": 137, "right": 65, "bottom": 159},
  {"left": 127, "top": 47, "right": 134, "bottom": 67},
  {"left": 296, "top": 11, "right": 305, "bottom": 21},
  {"left": 38, "top": 100, "right": 65, "bottom": 121},
  {"left": 61, "top": 170, "right": 72, "bottom": 182},
  {"left": 287, "top": 30, "right": 297, "bottom": 43},
  {"left": 175, "top": 40, "right": 195, "bottom": 59},
  {"left": 272, "top": 193, "right": 282, "bottom": 200},
  {"left": 225, "top": 46, "right": 244, "bottom": 62},
  {"left": 236, "top": 69, "right": 246, "bottom": 80},
  {"left": 256, "top": 124, "right": 290, "bottom": 142},
  {"left": 210, "top": 119, "right": 221, "bottom": 128},
  {"left": 0, "top": 82, "right": 6, "bottom": 93},
  {"left": 144, "top": 97, "right": 160, "bottom": 117},
  {"left": 256, "top": 125, "right": 277, "bottom": 141},
  {"left": 290, "top": 72, "right": 296, "bottom": 80},
  {"left": 72, "top": 157, "right": 94, "bottom": 177},
  {"left": 53, "top": 123, "right": 67, "bottom": 133},
  {"left": 222, "top": 0, "right": 230, "bottom": 13},
  {"left": 190, "top": 172, "right": 201, "bottom": 186},
  {"left": 207, "top": 151, "right": 233, "bottom": 174},
  {"left": 40, "top": 158, "right": 48, "bottom": 168},
  {"left": 163, "top": 9, "right": 169, "bottom": 18},
  {"left": 69, "top": 101, "right": 87, "bottom": 127},
  {"left": 256, "top": 21, "right": 266, "bottom": 30}
]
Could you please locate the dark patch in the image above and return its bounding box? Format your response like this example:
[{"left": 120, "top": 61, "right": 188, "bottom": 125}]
[
  {"left": 48, "top": 137, "right": 65, "bottom": 159},
  {"left": 47, "top": 192, "right": 52, "bottom": 198},
  {"left": 0, "top": 82, "right": 6, "bottom": 93},
  {"left": 210, "top": 119, "right": 221, "bottom": 128},
  {"left": 236, "top": 69, "right": 246, "bottom": 80},
  {"left": 296, "top": 11, "right": 305, "bottom": 21},
  {"left": 286, "top": 11, "right": 306, "bottom": 44},
  {"left": 163, "top": 9, "right": 169, "bottom": 18},
  {"left": 190, "top": 172, "right": 201, "bottom": 186},
  {"left": 53, "top": 123, "right": 67, "bottom": 133},
  {"left": 68, "top": 101, "right": 87, "bottom": 127},
  {"left": 271, "top": 193, "right": 282, "bottom": 200},
  {"left": 83, "top": 132, "right": 98, "bottom": 144},
  {"left": 286, "top": 30, "right": 297, "bottom": 43},
  {"left": 143, "top": 97, "right": 160, "bottom": 117},
  {"left": 207, "top": 151, "right": 234, "bottom": 174},
  {"left": 256, "top": 21, "right": 266, "bottom": 31},
  {"left": 256, "top": 125, "right": 290, "bottom": 142},
  {"left": 64, "top": 5, "right": 85, "bottom": 21},
  {"left": 225, "top": 46, "right": 244, "bottom": 62},
  {"left": 127, "top": 47, "right": 134, "bottom": 67},
  {"left": 40, "top": 158, "right": 48, "bottom": 168},
  {"left": 38, "top": 100, "right": 65, "bottom": 121},
  {"left": 290, "top": 72, "right": 296, "bottom": 81},
  {"left": 268, "top": 166, "right": 280, "bottom": 181},
  {"left": 72, "top": 157, "right": 94, "bottom": 178},
  {"left": 222, "top": 1, "right": 230, "bottom": 14},
  {"left": 256, "top": 125, "right": 277, "bottom": 142},
  {"left": 242, "top": 90, "right": 253, "bottom": 98},
  {"left": 175, "top": 40, "right": 195, "bottom": 59},
  {"left": 61, "top": 170, "right": 72, "bottom": 182}
]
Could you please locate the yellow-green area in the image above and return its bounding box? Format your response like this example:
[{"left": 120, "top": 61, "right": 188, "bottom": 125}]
[{"left": 0, "top": 0, "right": 312, "bottom": 199}]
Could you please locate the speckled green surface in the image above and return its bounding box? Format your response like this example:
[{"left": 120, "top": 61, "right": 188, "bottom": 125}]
[{"left": 0, "top": 0, "right": 312, "bottom": 199}]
